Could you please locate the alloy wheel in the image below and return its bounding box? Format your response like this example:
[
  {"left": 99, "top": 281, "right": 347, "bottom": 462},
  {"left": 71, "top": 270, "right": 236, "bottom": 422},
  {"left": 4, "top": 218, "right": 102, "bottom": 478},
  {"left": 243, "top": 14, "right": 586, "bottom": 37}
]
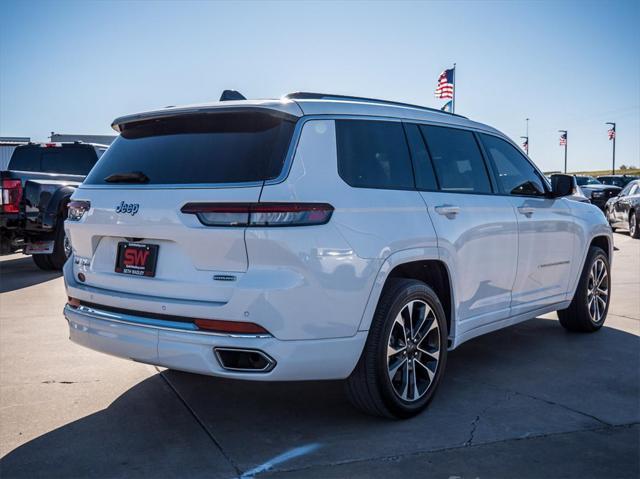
[
  {"left": 387, "top": 300, "right": 440, "bottom": 402},
  {"left": 631, "top": 214, "right": 637, "bottom": 236},
  {"left": 587, "top": 258, "right": 609, "bottom": 323}
]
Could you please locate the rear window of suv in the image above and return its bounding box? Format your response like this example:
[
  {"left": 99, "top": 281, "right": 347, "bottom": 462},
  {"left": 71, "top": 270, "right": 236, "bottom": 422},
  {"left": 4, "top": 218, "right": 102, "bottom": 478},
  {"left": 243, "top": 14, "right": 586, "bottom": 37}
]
[
  {"left": 84, "top": 111, "right": 296, "bottom": 185},
  {"left": 9, "top": 146, "right": 98, "bottom": 175}
]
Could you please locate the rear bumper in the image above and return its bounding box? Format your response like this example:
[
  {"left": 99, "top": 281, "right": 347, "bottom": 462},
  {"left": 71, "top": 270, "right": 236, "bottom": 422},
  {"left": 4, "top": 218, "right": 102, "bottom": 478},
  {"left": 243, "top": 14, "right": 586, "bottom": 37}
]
[{"left": 63, "top": 303, "right": 367, "bottom": 381}]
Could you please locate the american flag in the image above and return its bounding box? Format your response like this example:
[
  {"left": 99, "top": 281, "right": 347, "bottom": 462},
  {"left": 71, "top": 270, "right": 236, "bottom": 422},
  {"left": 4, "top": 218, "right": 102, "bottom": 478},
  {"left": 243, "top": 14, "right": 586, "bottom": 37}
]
[
  {"left": 608, "top": 128, "right": 616, "bottom": 140},
  {"left": 435, "top": 69, "right": 454, "bottom": 99},
  {"left": 559, "top": 132, "right": 567, "bottom": 146}
]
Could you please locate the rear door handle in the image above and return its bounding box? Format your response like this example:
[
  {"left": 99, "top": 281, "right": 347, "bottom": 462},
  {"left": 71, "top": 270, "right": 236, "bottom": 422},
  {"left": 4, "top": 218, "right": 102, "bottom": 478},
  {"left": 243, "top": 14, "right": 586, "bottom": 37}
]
[
  {"left": 517, "top": 206, "right": 535, "bottom": 217},
  {"left": 434, "top": 205, "right": 460, "bottom": 216}
]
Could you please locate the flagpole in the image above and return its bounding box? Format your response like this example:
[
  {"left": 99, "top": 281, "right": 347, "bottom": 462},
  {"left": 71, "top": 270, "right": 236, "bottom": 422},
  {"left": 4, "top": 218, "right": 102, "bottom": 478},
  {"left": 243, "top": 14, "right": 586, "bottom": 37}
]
[
  {"left": 520, "top": 118, "right": 530, "bottom": 156},
  {"left": 606, "top": 122, "right": 616, "bottom": 174},
  {"left": 559, "top": 130, "right": 568, "bottom": 173},
  {"left": 452, "top": 63, "right": 456, "bottom": 114}
]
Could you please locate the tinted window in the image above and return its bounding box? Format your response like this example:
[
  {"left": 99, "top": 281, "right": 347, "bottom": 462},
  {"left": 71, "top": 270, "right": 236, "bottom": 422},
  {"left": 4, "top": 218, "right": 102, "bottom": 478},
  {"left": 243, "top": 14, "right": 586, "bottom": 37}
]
[
  {"left": 336, "top": 120, "right": 414, "bottom": 189},
  {"left": 576, "top": 176, "right": 600, "bottom": 186},
  {"left": 85, "top": 112, "right": 295, "bottom": 185},
  {"left": 419, "top": 125, "right": 492, "bottom": 193},
  {"left": 599, "top": 176, "right": 622, "bottom": 187},
  {"left": 404, "top": 123, "right": 437, "bottom": 190},
  {"left": 620, "top": 182, "right": 635, "bottom": 196},
  {"left": 8, "top": 146, "right": 97, "bottom": 175},
  {"left": 40, "top": 147, "right": 98, "bottom": 175},
  {"left": 8, "top": 147, "right": 41, "bottom": 171},
  {"left": 480, "top": 134, "right": 545, "bottom": 196}
]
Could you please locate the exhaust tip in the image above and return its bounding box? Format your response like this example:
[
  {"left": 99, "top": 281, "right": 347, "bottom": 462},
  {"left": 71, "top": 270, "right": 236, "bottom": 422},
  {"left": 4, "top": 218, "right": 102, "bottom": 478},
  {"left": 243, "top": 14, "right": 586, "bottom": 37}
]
[{"left": 214, "top": 348, "right": 276, "bottom": 373}]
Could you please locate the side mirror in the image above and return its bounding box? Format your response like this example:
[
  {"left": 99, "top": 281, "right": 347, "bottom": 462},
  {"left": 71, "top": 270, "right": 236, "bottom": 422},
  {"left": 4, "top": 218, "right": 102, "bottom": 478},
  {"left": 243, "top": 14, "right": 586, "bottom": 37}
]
[{"left": 550, "top": 174, "right": 574, "bottom": 197}]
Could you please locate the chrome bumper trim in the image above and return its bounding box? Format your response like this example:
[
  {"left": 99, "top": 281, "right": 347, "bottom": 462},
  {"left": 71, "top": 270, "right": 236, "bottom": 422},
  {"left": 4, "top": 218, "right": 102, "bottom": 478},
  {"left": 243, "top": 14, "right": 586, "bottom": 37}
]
[{"left": 63, "top": 304, "right": 272, "bottom": 339}]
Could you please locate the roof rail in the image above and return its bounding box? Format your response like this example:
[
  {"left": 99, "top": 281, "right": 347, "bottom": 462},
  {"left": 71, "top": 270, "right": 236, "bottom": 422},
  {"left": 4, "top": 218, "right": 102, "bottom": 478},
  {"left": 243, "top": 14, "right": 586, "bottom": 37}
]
[{"left": 284, "top": 92, "right": 467, "bottom": 118}]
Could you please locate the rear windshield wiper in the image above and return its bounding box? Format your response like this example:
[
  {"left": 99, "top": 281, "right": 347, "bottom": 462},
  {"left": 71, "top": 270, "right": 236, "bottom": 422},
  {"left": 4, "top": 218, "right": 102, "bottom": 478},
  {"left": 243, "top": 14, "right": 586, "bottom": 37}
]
[{"left": 104, "top": 171, "right": 149, "bottom": 183}]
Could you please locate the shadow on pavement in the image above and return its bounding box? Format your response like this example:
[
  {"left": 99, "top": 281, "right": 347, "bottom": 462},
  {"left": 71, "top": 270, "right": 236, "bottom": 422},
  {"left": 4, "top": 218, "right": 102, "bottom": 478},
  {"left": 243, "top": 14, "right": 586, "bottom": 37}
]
[
  {"left": 2, "top": 319, "right": 639, "bottom": 478},
  {"left": 0, "top": 256, "right": 61, "bottom": 293}
]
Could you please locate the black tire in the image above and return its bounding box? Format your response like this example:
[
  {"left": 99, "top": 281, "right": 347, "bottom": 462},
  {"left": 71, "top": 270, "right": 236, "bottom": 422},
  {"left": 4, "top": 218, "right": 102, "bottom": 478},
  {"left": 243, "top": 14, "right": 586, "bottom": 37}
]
[
  {"left": 47, "top": 221, "right": 70, "bottom": 270},
  {"left": 32, "top": 254, "right": 54, "bottom": 270},
  {"left": 345, "top": 278, "right": 448, "bottom": 419},
  {"left": 630, "top": 210, "right": 639, "bottom": 239},
  {"left": 557, "top": 246, "right": 610, "bottom": 332}
]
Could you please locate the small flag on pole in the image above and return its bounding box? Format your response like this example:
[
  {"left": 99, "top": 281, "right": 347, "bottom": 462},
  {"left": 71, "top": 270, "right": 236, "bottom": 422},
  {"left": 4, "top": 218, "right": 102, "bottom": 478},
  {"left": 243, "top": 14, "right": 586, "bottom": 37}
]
[
  {"left": 608, "top": 127, "right": 616, "bottom": 140},
  {"left": 559, "top": 132, "right": 567, "bottom": 146},
  {"left": 435, "top": 69, "right": 454, "bottom": 99},
  {"left": 440, "top": 100, "right": 453, "bottom": 112}
]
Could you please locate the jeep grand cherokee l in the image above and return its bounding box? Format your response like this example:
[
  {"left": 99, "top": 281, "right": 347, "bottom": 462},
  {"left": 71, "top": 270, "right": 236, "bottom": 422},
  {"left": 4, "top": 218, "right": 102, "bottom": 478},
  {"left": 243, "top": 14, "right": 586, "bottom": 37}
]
[{"left": 63, "top": 92, "right": 612, "bottom": 418}]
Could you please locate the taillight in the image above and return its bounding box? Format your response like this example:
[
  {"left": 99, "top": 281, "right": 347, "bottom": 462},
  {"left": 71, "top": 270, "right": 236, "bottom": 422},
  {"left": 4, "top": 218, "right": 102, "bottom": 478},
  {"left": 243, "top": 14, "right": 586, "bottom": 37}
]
[
  {"left": 181, "top": 203, "right": 334, "bottom": 227},
  {"left": 67, "top": 200, "right": 91, "bottom": 221},
  {"left": 1, "top": 179, "right": 22, "bottom": 213}
]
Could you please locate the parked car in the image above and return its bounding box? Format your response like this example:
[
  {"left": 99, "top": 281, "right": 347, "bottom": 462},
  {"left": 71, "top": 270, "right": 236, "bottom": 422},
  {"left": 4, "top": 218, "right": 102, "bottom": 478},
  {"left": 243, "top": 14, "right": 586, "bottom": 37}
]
[
  {"left": 573, "top": 175, "right": 621, "bottom": 211},
  {"left": 605, "top": 179, "right": 640, "bottom": 238},
  {"left": 597, "top": 174, "right": 639, "bottom": 188},
  {"left": 0, "top": 142, "right": 106, "bottom": 269},
  {"left": 63, "top": 92, "right": 612, "bottom": 418}
]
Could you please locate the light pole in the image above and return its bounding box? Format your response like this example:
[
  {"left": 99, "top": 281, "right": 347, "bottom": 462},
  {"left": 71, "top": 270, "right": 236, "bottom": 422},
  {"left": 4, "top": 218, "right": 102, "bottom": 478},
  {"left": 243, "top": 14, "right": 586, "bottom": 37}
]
[
  {"left": 559, "top": 130, "right": 568, "bottom": 173},
  {"left": 606, "top": 122, "right": 616, "bottom": 174}
]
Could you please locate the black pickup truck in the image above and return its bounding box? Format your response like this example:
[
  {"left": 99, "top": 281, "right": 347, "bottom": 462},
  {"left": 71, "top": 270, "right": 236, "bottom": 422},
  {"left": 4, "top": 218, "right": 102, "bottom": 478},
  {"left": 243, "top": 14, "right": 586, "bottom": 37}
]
[{"left": 0, "top": 142, "right": 106, "bottom": 270}]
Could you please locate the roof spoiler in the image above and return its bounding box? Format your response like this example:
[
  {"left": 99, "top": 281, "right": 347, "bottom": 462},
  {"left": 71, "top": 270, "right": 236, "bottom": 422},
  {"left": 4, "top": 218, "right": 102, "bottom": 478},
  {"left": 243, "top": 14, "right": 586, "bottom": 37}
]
[{"left": 220, "top": 90, "right": 246, "bottom": 101}]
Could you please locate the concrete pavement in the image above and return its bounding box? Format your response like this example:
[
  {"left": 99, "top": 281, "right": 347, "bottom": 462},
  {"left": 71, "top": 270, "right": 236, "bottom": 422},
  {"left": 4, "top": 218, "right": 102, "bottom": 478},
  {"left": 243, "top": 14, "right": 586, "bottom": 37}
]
[{"left": 1, "top": 233, "right": 638, "bottom": 478}]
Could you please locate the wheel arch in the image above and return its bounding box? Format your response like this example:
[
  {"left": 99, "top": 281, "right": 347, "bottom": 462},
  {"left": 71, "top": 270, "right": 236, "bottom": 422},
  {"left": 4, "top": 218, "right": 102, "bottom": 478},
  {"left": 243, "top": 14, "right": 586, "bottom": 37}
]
[
  {"left": 590, "top": 235, "right": 611, "bottom": 259},
  {"left": 357, "top": 249, "right": 455, "bottom": 346},
  {"left": 567, "top": 229, "right": 613, "bottom": 302},
  {"left": 43, "top": 186, "right": 75, "bottom": 228}
]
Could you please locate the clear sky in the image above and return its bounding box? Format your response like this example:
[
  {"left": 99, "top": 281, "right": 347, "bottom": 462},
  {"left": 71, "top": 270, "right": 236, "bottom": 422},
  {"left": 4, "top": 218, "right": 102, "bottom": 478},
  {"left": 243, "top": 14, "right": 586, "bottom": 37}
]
[{"left": 1, "top": 0, "right": 638, "bottom": 173}]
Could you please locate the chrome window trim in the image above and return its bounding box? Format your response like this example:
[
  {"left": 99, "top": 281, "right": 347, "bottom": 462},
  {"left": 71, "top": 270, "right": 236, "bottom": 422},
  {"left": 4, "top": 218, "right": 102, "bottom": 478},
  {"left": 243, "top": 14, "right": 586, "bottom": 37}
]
[{"left": 265, "top": 114, "right": 504, "bottom": 188}]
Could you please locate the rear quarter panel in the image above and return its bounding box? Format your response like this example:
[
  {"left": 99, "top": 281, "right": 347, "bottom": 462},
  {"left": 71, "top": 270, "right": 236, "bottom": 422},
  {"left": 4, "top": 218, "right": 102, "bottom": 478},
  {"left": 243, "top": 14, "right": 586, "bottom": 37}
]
[{"left": 257, "top": 118, "right": 438, "bottom": 339}]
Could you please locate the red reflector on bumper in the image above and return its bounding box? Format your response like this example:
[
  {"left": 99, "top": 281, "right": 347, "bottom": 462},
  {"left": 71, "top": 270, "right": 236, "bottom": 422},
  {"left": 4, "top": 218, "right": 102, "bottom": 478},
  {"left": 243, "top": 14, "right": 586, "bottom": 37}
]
[
  {"left": 67, "top": 297, "right": 81, "bottom": 308},
  {"left": 194, "top": 319, "right": 269, "bottom": 335}
]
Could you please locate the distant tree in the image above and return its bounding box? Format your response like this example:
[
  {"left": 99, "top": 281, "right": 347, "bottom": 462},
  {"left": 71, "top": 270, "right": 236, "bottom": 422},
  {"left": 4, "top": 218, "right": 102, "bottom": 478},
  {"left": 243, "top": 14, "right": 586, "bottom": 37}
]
[{"left": 620, "top": 165, "right": 628, "bottom": 170}]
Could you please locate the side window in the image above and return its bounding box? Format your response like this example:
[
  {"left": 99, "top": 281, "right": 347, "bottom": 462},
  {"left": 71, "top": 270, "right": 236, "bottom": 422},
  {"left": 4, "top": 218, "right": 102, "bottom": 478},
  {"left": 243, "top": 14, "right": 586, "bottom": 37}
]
[
  {"left": 480, "top": 134, "right": 545, "bottom": 196},
  {"left": 336, "top": 120, "right": 414, "bottom": 189},
  {"left": 404, "top": 123, "right": 437, "bottom": 190},
  {"left": 620, "top": 183, "right": 634, "bottom": 196},
  {"left": 419, "top": 125, "right": 492, "bottom": 194}
]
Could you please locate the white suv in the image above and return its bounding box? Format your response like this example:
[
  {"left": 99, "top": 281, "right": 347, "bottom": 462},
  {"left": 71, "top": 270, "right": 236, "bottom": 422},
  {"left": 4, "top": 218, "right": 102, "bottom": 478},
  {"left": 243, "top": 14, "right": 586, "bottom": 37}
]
[{"left": 63, "top": 92, "right": 612, "bottom": 418}]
